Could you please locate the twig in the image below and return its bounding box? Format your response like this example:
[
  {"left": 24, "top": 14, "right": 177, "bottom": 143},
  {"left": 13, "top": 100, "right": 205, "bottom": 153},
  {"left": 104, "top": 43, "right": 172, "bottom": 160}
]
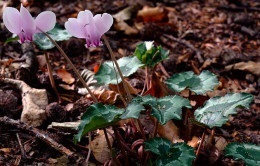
[
  {"left": 194, "top": 130, "right": 206, "bottom": 163},
  {"left": 162, "top": 35, "right": 204, "bottom": 63},
  {"left": 44, "top": 52, "right": 61, "bottom": 103},
  {"left": 16, "top": 133, "right": 28, "bottom": 160},
  {"left": 158, "top": 62, "right": 170, "bottom": 78},
  {"left": 0, "top": 116, "right": 77, "bottom": 160},
  {"left": 102, "top": 35, "right": 132, "bottom": 102}
]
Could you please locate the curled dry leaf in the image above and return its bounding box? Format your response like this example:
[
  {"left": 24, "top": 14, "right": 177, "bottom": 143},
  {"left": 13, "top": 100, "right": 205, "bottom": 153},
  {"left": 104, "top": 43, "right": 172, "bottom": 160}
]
[
  {"left": 113, "top": 5, "right": 139, "bottom": 35},
  {"left": 137, "top": 6, "right": 167, "bottom": 22},
  {"left": 187, "top": 136, "right": 199, "bottom": 148},
  {"left": 79, "top": 69, "right": 120, "bottom": 104},
  {"left": 90, "top": 129, "right": 114, "bottom": 164},
  {"left": 157, "top": 121, "right": 183, "bottom": 143},
  {"left": 0, "top": 78, "right": 48, "bottom": 127},
  {"left": 56, "top": 68, "right": 75, "bottom": 84},
  {"left": 225, "top": 61, "right": 260, "bottom": 76}
]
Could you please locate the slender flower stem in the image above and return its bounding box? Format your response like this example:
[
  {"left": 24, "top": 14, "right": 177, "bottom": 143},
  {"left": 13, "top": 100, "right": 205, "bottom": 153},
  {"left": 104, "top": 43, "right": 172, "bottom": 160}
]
[
  {"left": 40, "top": 30, "right": 98, "bottom": 164},
  {"left": 44, "top": 52, "right": 61, "bottom": 103},
  {"left": 102, "top": 35, "right": 132, "bottom": 102},
  {"left": 40, "top": 30, "right": 98, "bottom": 103}
]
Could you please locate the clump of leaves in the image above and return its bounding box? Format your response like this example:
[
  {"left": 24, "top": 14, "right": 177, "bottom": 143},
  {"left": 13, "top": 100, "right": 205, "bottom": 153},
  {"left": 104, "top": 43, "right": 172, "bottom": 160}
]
[
  {"left": 194, "top": 93, "right": 253, "bottom": 128},
  {"left": 225, "top": 142, "right": 260, "bottom": 166},
  {"left": 94, "top": 56, "right": 143, "bottom": 85},
  {"left": 134, "top": 41, "right": 169, "bottom": 68},
  {"left": 145, "top": 137, "right": 195, "bottom": 166},
  {"left": 34, "top": 25, "right": 72, "bottom": 50},
  {"left": 133, "top": 95, "right": 191, "bottom": 124},
  {"left": 165, "top": 70, "right": 219, "bottom": 94}
]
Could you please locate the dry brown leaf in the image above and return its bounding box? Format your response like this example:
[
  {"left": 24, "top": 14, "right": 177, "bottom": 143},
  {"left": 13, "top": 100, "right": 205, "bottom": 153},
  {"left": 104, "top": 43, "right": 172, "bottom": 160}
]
[
  {"left": 114, "top": 21, "right": 139, "bottom": 35},
  {"left": 215, "top": 136, "right": 228, "bottom": 151},
  {"left": 56, "top": 68, "right": 75, "bottom": 84},
  {"left": 90, "top": 129, "right": 114, "bottom": 164},
  {"left": 109, "top": 79, "right": 138, "bottom": 97},
  {"left": 187, "top": 136, "right": 199, "bottom": 148},
  {"left": 90, "top": 88, "right": 120, "bottom": 104},
  {"left": 225, "top": 61, "right": 260, "bottom": 76},
  {"left": 157, "top": 121, "right": 183, "bottom": 143},
  {"left": 137, "top": 6, "right": 167, "bottom": 22}
]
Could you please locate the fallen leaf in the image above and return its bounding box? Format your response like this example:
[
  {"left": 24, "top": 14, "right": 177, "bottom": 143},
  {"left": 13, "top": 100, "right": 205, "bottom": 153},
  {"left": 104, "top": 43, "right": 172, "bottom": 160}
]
[
  {"left": 137, "top": 6, "right": 167, "bottom": 22},
  {"left": 56, "top": 68, "right": 75, "bottom": 84},
  {"left": 187, "top": 136, "right": 199, "bottom": 148},
  {"left": 157, "top": 121, "right": 183, "bottom": 143},
  {"left": 215, "top": 136, "right": 228, "bottom": 151},
  {"left": 109, "top": 79, "right": 139, "bottom": 97},
  {"left": 225, "top": 61, "right": 260, "bottom": 76},
  {"left": 90, "top": 129, "right": 114, "bottom": 164}
]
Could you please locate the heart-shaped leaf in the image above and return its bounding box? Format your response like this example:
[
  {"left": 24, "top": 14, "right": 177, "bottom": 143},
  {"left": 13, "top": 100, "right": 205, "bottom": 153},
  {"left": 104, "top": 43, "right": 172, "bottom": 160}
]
[
  {"left": 145, "top": 137, "right": 195, "bottom": 166},
  {"left": 165, "top": 70, "right": 219, "bottom": 94},
  {"left": 74, "top": 103, "right": 124, "bottom": 143},
  {"left": 34, "top": 25, "right": 72, "bottom": 50},
  {"left": 194, "top": 93, "right": 253, "bottom": 128},
  {"left": 134, "top": 95, "right": 191, "bottom": 125},
  {"left": 95, "top": 56, "right": 143, "bottom": 85},
  {"left": 120, "top": 102, "right": 145, "bottom": 119},
  {"left": 225, "top": 142, "right": 260, "bottom": 166},
  {"left": 134, "top": 41, "right": 169, "bottom": 68}
]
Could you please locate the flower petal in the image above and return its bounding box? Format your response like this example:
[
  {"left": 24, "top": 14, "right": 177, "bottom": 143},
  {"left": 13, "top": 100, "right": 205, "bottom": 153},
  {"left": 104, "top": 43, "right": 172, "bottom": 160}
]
[
  {"left": 86, "top": 23, "right": 102, "bottom": 47},
  {"left": 20, "top": 4, "right": 36, "bottom": 33},
  {"left": 65, "top": 18, "right": 86, "bottom": 38},
  {"left": 35, "top": 11, "right": 56, "bottom": 33},
  {"left": 77, "top": 10, "right": 93, "bottom": 26},
  {"left": 3, "top": 7, "right": 22, "bottom": 34},
  {"left": 93, "top": 13, "right": 113, "bottom": 35}
]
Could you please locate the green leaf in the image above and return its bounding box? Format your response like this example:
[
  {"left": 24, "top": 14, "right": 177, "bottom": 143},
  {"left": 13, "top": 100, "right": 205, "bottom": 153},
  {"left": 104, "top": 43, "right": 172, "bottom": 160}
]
[
  {"left": 134, "top": 42, "right": 169, "bottom": 68},
  {"left": 165, "top": 70, "right": 219, "bottom": 94},
  {"left": 225, "top": 142, "right": 260, "bottom": 166},
  {"left": 94, "top": 56, "right": 143, "bottom": 85},
  {"left": 74, "top": 103, "right": 124, "bottom": 142},
  {"left": 120, "top": 102, "right": 145, "bottom": 119},
  {"left": 194, "top": 93, "right": 253, "bottom": 128},
  {"left": 34, "top": 25, "right": 72, "bottom": 50},
  {"left": 134, "top": 95, "right": 191, "bottom": 125},
  {"left": 5, "top": 36, "right": 19, "bottom": 44},
  {"left": 145, "top": 137, "right": 195, "bottom": 166}
]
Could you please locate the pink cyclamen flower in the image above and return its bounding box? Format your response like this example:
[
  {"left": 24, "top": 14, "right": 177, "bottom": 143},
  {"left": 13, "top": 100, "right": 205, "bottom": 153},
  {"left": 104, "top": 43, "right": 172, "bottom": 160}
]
[
  {"left": 65, "top": 10, "right": 113, "bottom": 48},
  {"left": 3, "top": 4, "right": 56, "bottom": 43}
]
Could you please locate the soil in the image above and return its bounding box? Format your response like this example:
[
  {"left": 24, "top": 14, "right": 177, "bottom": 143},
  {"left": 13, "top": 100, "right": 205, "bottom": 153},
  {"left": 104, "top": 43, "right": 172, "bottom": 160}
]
[{"left": 0, "top": 0, "right": 259, "bottom": 165}]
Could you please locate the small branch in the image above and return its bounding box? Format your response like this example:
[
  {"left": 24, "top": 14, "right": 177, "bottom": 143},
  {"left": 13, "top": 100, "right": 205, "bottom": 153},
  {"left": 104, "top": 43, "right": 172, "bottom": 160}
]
[
  {"left": 162, "top": 35, "right": 204, "bottom": 63},
  {"left": 194, "top": 130, "right": 206, "bottom": 163},
  {"left": 102, "top": 35, "right": 132, "bottom": 102},
  {"left": 16, "top": 133, "right": 28, "bottom": 160},
  {"left": 0, "top": 116, "right": 77, "bottom": 160},
  {"left": 44, "top": 52, "right": 61, "bottom": 103}
]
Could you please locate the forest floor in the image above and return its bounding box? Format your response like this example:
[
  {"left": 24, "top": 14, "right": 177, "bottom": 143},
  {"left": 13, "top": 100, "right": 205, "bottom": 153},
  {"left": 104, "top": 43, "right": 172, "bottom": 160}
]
[{"left": 0, "top": 0, "right": 259, "bottom": 165}]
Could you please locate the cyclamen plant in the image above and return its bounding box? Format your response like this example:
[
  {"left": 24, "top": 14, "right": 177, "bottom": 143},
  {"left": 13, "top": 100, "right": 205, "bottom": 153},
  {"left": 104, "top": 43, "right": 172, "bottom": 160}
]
[
  {"left": 65, "top": 10, "right": 113, "bottom": 47},
  {"left": 3, "top": 4, "right": 258, "bottom": 166},
  {"left": 3, "top": 4, "right": 56, "bottom": 43}
]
